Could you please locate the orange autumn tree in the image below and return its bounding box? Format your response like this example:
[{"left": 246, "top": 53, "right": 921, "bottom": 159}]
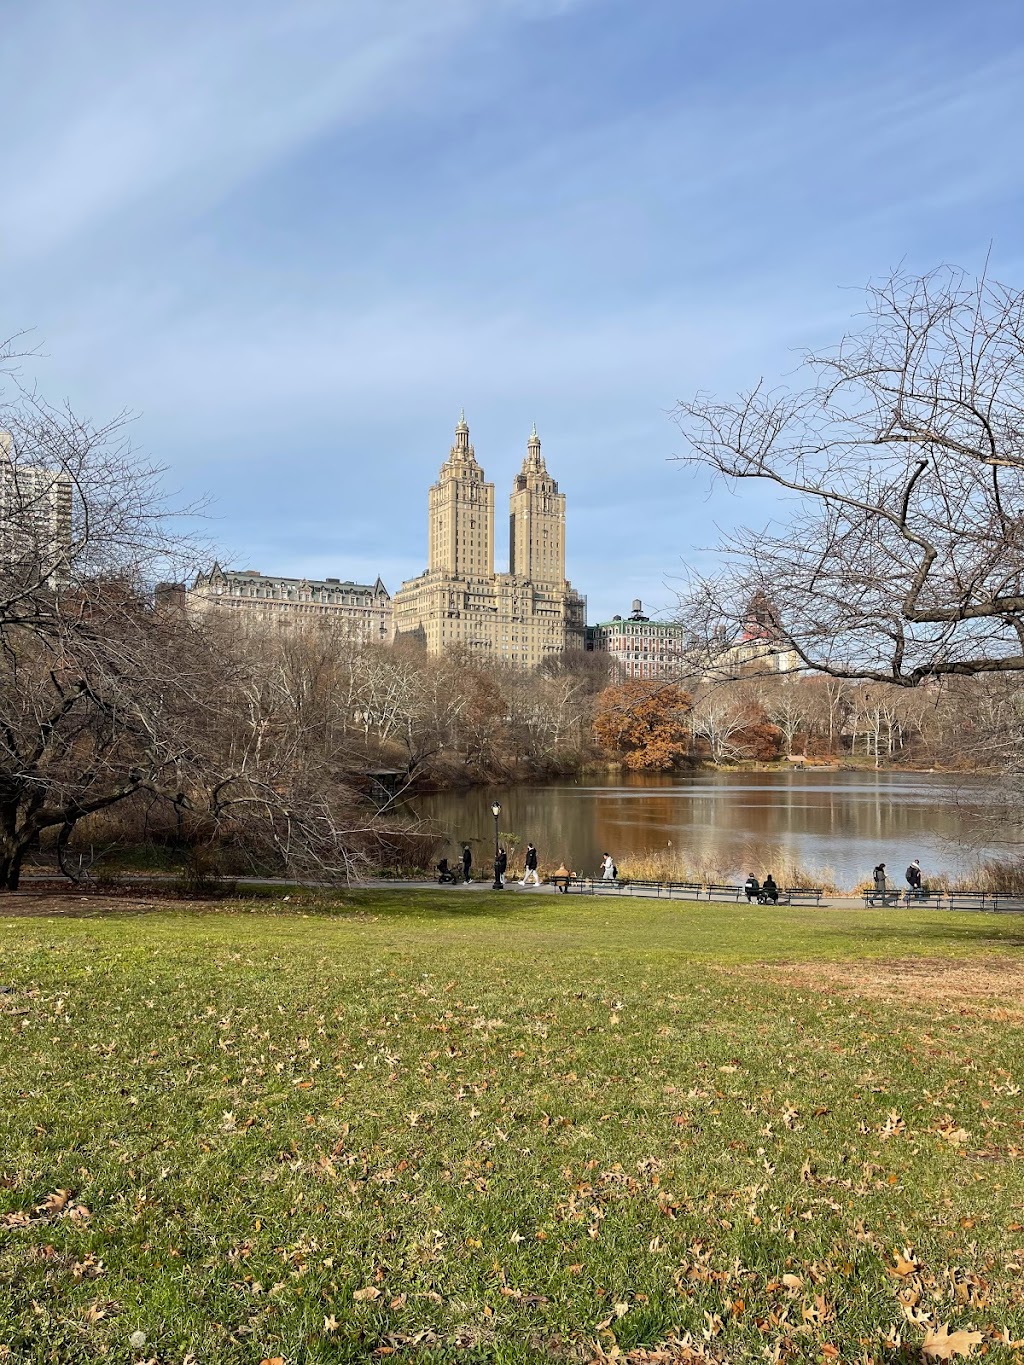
[{"left": 592, "top": 681, "right": 693, "bottom": 770}]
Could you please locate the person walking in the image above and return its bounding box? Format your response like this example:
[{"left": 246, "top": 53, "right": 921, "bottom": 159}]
[
  {"left": 462, "top": 844, "right": 473, "bottom": 884},
  {"left": 743, "top": 873, "right": 760, "bottom": 903},
  {"left": 600, "top": 853, "right": 616, "bottom": 881},
  {"left": 520, "top": 842, "right": 540, "bottom": 886},
  {"left": 761, "top": 873, "right": 779, "bottom": 904},
  {"left": 495, "top": 845, "right": 507, "bottom": 887},
  {"left": 870, "top": 862, "right": 887, "bottom": 905},
  {"left": 905, "top": 859, "right": 923, "bottom": 899}
]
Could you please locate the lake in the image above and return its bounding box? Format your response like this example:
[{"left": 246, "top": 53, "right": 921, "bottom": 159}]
[{"left": 413, "top": 769, "right": 1012, "bottom": 887}]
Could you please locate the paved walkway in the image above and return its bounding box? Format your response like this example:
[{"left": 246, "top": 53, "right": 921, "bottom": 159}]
[{"left": 18, "top": 873, "right": 1011, "bottom": 915}]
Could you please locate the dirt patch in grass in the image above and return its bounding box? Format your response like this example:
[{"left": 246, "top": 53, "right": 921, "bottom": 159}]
[
  {"left": 731, "top": 954, "right": 1024, "bottom": 1015},
  {"left": 0, "top": 891, "right": 202, "bottom": 918}
]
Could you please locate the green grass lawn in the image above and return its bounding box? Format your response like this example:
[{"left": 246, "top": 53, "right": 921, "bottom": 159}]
[{"left": 2, "top": 891, "right": 1024, "bottom": 1363}]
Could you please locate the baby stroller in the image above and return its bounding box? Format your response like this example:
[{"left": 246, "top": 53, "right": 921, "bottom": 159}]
[{"left": 436, "top": 858, "right": 458, "bottom": 885}]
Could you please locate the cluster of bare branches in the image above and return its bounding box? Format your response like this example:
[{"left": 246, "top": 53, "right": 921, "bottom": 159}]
[
  {"left": 0, "top": 355, "right": 440, "bottom": 890},
  {"left": 674, "top": 265, "right": 1024, "bottom": 687}
]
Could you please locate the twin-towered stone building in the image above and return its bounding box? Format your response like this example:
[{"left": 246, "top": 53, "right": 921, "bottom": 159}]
[
  {"left": 393, "top": 416, "right": 586, "bottom": 667},
  {"left": 186, "top": 417, "right": 585, "bottom": 670}
]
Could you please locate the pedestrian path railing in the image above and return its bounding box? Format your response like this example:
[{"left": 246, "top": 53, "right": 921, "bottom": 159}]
[
  {"left": 554, "top": 878, "right": 823, "bottom": 905},
  {"left": 548, "top": 878, "right": 1024, "bottom": 913}
]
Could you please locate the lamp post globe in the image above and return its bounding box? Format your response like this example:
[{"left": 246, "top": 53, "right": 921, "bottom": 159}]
[{"left": 491, "top": 802, "right": 502, "bottom": 890}]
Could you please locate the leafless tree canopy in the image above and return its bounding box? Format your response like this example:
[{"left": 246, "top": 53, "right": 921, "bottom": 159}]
[
  {"left": 0, "top": 352, "right": 432, "bottom": 891},
  {"left": 673, "top": 266, "right": 1024, "bottom": 685}
]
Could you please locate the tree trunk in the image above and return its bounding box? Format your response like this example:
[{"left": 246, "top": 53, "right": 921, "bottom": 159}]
[
  {"left": 0, "top": 842, "right": 27, "bottom": 891},
  {"left": 56, "top": 821, "right": 89, "bottom": 884}
]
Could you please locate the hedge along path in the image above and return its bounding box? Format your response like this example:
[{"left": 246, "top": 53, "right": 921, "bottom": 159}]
[{"left": 1, "top": 890, "right": 1023, "bottom": 1364}]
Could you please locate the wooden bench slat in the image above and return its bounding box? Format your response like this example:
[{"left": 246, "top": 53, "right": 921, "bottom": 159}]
[
  {"left": 861, "top": 890, "right": 903, "bottom": 906},
  {"left": 664, "top": 882, "right": 703, "bottom": 899},
  {"left": 946, "top": 892, "right": 989, "bottom": 910},
  {"left": 706, "top": 884, "right": 745, "bottom": 902}
]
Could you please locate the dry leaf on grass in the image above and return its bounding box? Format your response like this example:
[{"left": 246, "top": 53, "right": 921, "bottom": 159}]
[
  {"left": 596, "top": 1301, "right": 631, "bottom": 1330},
  {"left": 353, "top": 1285, "right": 381, "bottom": 1301},
  {"left": 889, "top": 1247, "right": 920, "bottom": 1278},
  {"left": 921, "top": 1324, "right": 984, "bottom": 1359},
  {"left": 936, "top": 1117, "right": 971, "bottom": 1144}
]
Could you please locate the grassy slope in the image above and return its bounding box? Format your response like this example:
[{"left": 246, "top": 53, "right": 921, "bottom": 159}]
[{"left": 1, "top": 892, "right": 1023, "bottom": 1364}]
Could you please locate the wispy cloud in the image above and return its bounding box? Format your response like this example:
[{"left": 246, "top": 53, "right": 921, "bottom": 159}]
[
  {"left": 2, "top": 0, "right": 593, "bottom": 263},
  {"left": 3, "top": 0, "right": 1024, "bottom": 619}
]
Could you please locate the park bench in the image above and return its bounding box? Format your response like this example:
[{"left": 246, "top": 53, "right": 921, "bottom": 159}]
[
  {"left": 590, "top": 877, "right": 622, "bottom": 894},
  {"left": 946, "top": 891, "right": 989, "bottom": 911},
  {"left": 663, "top": 881, "right": 704, "bottom": 900},
  {"left": 783, "top": 887, "right": 824, "bottom": 906},
  {"left": 861, "top": 889, "right": 903, "bottom": 907},
  {"left": 619, "top": 878, "right": 665, "bottom": 896},
  {"left": 707, "top": 883, "right": 746, "bottom": 902},
  {"left": 902, "top": 889, "right": 940, "bottom": 907},
  {"left": 560, "top": 876, "right": 622, "bottom": 895},
  {"left": 990, "top": 895, "right": 1024, "bottom": 913},
  {"left": 557, "top": 876, "right": 595, "bottom": 894}
]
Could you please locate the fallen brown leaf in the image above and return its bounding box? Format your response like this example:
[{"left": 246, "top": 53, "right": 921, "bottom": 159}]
[{"left": 921, "top": 1324, "right": 984, "bottom": 1359}]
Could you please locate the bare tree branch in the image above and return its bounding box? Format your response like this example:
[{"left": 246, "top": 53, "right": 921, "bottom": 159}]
[{"left": 673, "top": 265, "right": 1024, "bottom": 686}]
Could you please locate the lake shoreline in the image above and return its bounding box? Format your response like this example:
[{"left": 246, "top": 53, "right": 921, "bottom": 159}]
[{"left": 412, "top": 755, "right": 997, "bottom": 795}]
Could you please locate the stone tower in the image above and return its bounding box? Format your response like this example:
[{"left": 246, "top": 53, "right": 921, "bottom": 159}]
[
  {"left": 508, "top": 425, "right": 565, "bottom": 585},
  {"left": 427, "top": 412, "right": 494, "bottom": 579},
  {"left": 393, "top": 416, "right": 585, "bottom": 665}
]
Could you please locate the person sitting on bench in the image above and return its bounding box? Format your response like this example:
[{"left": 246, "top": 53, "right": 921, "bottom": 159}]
[
  {"left": 743, "top": 874, "right": 760, "bottom": 902},
  {"left": 760, "top": 874, "right": 779, "bottom": 904}
]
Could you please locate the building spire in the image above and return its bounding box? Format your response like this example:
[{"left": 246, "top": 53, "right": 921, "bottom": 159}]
[
  {"left": 524, "top": 422, "right": 544, "bottom": 472},
  {"left": 452, "top": 409, "right": 472, "bottom": 457}
]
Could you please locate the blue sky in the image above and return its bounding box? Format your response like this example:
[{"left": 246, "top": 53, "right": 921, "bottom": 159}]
[{"left": 3, "top": 0, "right": 1023, "bottom": 621}]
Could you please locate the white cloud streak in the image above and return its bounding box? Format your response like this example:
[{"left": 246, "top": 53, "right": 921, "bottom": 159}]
[{"left": 2, "top": 0, "right": 1024, "bottom": 619}]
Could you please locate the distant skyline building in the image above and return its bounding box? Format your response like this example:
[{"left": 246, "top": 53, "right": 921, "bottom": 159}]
[
  {"left": 186, "top": 565, "right": 393, "bottom": 642},
  {"left": 722, "top": 591, "right": 801, "bottom": 676},
  {"left": 0, "top": 429, "right": 73, "bottom": 585},
  {"left": 587, "top": 600, "right": 692, "bottom": 679},
  {"left": 393, "top": 416, "right": 585, "bottom": 668},
  {"left": 588, "top": 596, "right": 803, "bottom": 681}
]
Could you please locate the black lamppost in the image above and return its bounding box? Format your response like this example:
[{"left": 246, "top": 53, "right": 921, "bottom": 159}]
[{"left": 491, "top": 802, "right": 502, "bottom": 890}]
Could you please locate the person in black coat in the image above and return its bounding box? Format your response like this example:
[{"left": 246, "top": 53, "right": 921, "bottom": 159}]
[
  {"left": 761, "top": 873, "right": 779, "bottom": 904},
  {"left": 495, "top": 846, "right": 507, "bottom": 886},
  {"left": 744, "top": 874, "right": 760, "bottom": 902},
  {"left": 520, "top": 842, "right": 540, "bottom": 886},
  {"left": 462, "top": 844, "right": 473, "bottom": 883}
]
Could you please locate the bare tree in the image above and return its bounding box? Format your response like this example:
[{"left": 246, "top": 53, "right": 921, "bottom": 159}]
[
  {"left": 0, "top": 370, "right": 431, "bottom": 889},
  {"left": 755, "top": 678, "right": 814, "bottom": 757},
  {"left": 0, "top": 582, "right": 232, "bottom": 889},
  {"left": 674, "top": 265, "right": 1024, "bottom": 687},
  {"left": 688, "top": 691, "right": 750, "bottom": 764},
  {"left": 0, "top": 368, "right": 221, "bottom": 889}
]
